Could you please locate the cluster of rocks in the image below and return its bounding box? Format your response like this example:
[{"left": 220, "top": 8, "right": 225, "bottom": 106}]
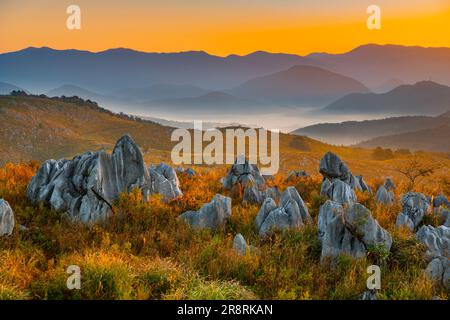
[
  {"left": 255, "top": 187, "right": 311, "bottom": 237},
  {"left": 0, "top": 199, "right": 14, "bottom": 236},
  {"left": 433, "top": 194, "right": 450, "bottom": 227},
  {"left": 222, "top": 157, "right": 279, "bottom": 205},
  {"left": 319, "top": 152, "right": 371, "bottom": 199},
  {"left": 416, "top": 225, "right": 450, "bottom": 287},
  {"left": 395, "top": 192, "right": 429, "bottom": 231},
  {"left": 317, "top": 152, "right": 392, "bottom": 260},
  {"left": 27, "top": 135, "right": 182, "bottom": 224},
  {"left": 375, "top": 178, "right": 396, "bottom": 205}
]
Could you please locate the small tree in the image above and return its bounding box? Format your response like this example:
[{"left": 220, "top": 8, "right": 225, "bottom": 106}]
[{"left": 394, "top": 157, "right": 439, "bottom": 190}]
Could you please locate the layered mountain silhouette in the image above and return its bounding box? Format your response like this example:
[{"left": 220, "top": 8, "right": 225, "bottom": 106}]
[
  {"left": 2, "top": 44, "right": 450, "bottom": 95},
  {"left": 229, "top": 65, "right": 369, "bottom": 106},
  {"left": 112, "top": 84, "right": 208, "bottom": 102},
  {"left": 293, "top": 113, "right": 450, "bottom": 145},
  {"left": 323, "top": 81, "right": 450, "bottom": 116}
]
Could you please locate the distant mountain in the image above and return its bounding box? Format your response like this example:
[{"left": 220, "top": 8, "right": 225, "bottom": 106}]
[
  {"left": 0, "top": 81, "right": 24, "bottom": 95},
  {"left": 112, "top": 83, "right": 209, "bottom": 103},
  {"left": 139, "top": 116, "right": 256, "bottom": 130},
  {"left": 356, "top": 125, "right": 450, "bottom": 153},
  {"left": 440, "top": 110, "right": 450, "bottom": 118},
  {"left": 46, "top": 84, "right": 104, "bottom": 100},
  {"left": 307, "top": 44, "right": 450, "bottom": 88},
  {"left": 148, "top": 91, "right": 266, "bottom": 113},
  {"left": 0, "top": 47, "right": 316, "bottom": 92},
  {"left": 373, "top": 78, "right": 405, "bottom": 93},
  {"left": 230, "top": 65, "right": 369, "bottom": 106},
  {"left": 292, "top": 115, "right": 450, "bottom": 145},
  {"left": 323, "top": 81, "right": 450, "bottom": 116}
]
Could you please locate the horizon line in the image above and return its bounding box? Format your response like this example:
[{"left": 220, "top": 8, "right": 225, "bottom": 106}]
[{"left": 2, "top": 42, "right": 450, "bottom": 58}]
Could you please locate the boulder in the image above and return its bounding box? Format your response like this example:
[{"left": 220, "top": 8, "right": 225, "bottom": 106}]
[
  {"left": 348, "top": 174, "right": 362, "bottom": 192},
  {"left": 320, "top": 202, "right": 392, "bottom": 260},
  {"left": 445, "top": 212, "right": 450, "bottom": 228},
  {"left": 320, "top": 178, "right": 331, "bottom": 197},
  {"left": 401, "top": 192, "right": 429, "bottom": 228},
  {"left": 425, "top": 257, "right": 450, "bottom": 288},
  {"left": 257, "top": 188, "right": 309, "bottom": 237},
  {"left": 326, "top": 179, "right": 357, "bottom": 205},
  {"left": 360, "top": 290, "right": 378, "bottom": 300},
  {"left": 395, "top": 212, "right": 415, "bottom": 231},
  {"left": 233, "top": 233, "right": 254, "bottom": 256},
  {"left": 415, "top": 225, "right": 450, "bottom": 258},
  {"left": 149, "top": 163, "right": 183, "bottom": 199},
  {"left": 375, "top": 185, "right": 395, "bottom": 205},
  {"left": 179, "top": 194, "right": 231, "bottom": 229},
  {"left": 27, "top": 135, "right": 151, "bottom": 223},
  {"left": 264, "top": 186, "right": 281, "bottom": 202},
  {"left": 255, "top": 197, "right": 277, "bottom": 231},
  {"left": 384, "top": 178, "right": 396, "bottom": 191},
  {"left": 0, "top": 199, "right": 14, "bottom": 236},
  {"left": 319, "top": 152, "right": 351, "bottom": 182},
  {"left": 355, "top": 175, "right": 372, "bottom": 194},
  {"left": 433, "top": 194, "right": 450, "bottom": 209},
  {"left": 176, "top": 166, "right": 196, "bottom": 177}
]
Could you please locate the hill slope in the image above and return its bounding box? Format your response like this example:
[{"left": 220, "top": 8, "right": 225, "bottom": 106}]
[
  {"left": 230, "top": 65, "right": 369, "bottom": 106},
  {"left": 292, "top": 115, "right": 450, "bottom": 145},
  {"left": 356, "top": 125, "right": 450, "bottom": 153},
  {"left": 0, "top": 95, "right": 174, "bottom": 165},
  {"left": 0, "top": 81, "right": 24, "bottom": 95},
  {"left": 323, "top": 81, "right": 450, "bottom": 116}
]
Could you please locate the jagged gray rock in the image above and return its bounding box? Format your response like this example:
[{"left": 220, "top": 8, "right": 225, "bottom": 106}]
[
  {"left": 0, "top": 199, "right": 14, "bottom": 236},
  {"left": 355, "top": 175, "right": 372, "bottom": 194},
  {"left": 395, "top": 212, "right": 415, "bottom": 231},
  {"left": 319, "top": 152, "right": 351, "bottom": 183},
  {"left": 319, "top": 202, "right": 392, "bottom": 260},
  {"left": 360, "top": 290, "right": 378, "bottom": 300},
  {"left": 179, "top": 194, "right": 231, "bottom": 229},
  {"left": 176, "top": 166, "right": 196, "bottom": 177},
  {"left": 384, "top": 178, "right": 396, "bottom": 191},
  {"left": 326, "top": 179, "right": 357, "bottom": 205},
  {"left": 415, "top": 225, "right": 450, "bottom": 258},
  {"left": 375, "top": 185, "right": 395, "bottom": 205},
  {"left": 401, "top": 192, "right": 429, "bottom": 228},
  {"left": 425, "top": 257, "right": 450, "bottom": 288},
  {"left": 27, "top": 135, "right": 151, "bottom": 223},
  {"left": 433, "top": 194, "right": 450, "bottom": 209},
  {"left": 257, "top": 187, "right": 310, "bottom": 237},
  {"left": 149, "top": 163, "right": 183, "bottom": 199},
  {"left": 233, "top": 233, "right": 254, "bottom": 256},
  {"left": 320, "top": 178, "right": 331, "bottom": 197}
]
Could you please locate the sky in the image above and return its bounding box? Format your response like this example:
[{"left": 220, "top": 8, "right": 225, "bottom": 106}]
[{"left": 1, "top": 0, "right": 449, "bottom": 56}]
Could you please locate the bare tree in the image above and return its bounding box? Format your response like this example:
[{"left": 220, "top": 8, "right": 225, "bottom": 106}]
[{"left": 394, "top": 157, "right": 440, "bottom": 190}]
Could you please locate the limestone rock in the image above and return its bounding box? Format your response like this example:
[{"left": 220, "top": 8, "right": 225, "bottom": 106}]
[
  {"left": 233, "top": 233, "right": 254, "bottom": 256},
  {"left": 149, "top": 163, "right": 183, "bottom": 199},
  {"left": 0, "top": 199, "right": 14, "bottom": 236},
  {"left": 375, "top": 185, "right": 395, "bottom": 205},
  {"left": 401, "top": 192, "right": 429, "bottom": 228},
  {"left": 415, "top": 225, "right": 450, "bottom": 258},
  {"left": 320, "top": 178, "right": 331, "bottom": 197},
  {"left": 355, "top": 175, "right": 372, "bottom": 194},
  {"left": 319, "top": 152, "right": 351, "bottom": 182},
  {"left": 255, "top": 197, "right": 277, "bottom": 231},
  {"left": 286, "top": 170, "right": 309, "bottom": 181},
  {"left": 179, "top": 194, "right": 231, "bottom": 229},
  {"left": 27, "top": 134, "right": 150, "bottom": 223},
  {"left": 326, "top": 179, "right": 357, "bottom": 205},
  {"left": 319, "top": 202, "right": 392, "bottom": 260},
  {"left": 395, "top": 212, "right": 415, "bottom": 231},
  {"left": 425, "top": 257, "right": 450, "bottom": 287},
  {"left": 433, "top": 194, "right": 449, "bottom": 209},
  {"left": 384, "top": 178, "right": 396, "bottom": 191}
]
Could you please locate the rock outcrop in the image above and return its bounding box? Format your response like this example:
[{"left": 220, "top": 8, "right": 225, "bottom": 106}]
[
  {"left": 256, "top": 187, "right": 310, "bottom": 237},
  {"left": 27, "top": 135, "right": 151, "bottom": 223},
  {"left": 149, "top": 163, "right": 183, "bottom": 199},
  {"left": 326, "top": 179, "right": 357, "bottom": 205},
  {"left": 233, "top": 233, "right": 254, "bottom": 256},
  {"left": 319, "top": 152, "right": 351, "bottom": 183},
  {"left": 415, "top": 225, "right": 449, "bottom": 258},
  {"left": 400, "top": 192, "right": 429, "bottom": 228},
  {"left": 0, "top": 199, "right": 14, "bottom": 236},
  {"left": 375, "top": 185, "right": 395, "bottom": 205},
  {"left": 425, "top": 256, "right": 449, "bottom": 288},
  {"left": 355, "top": 175, "right": 372, "bottom": 194},
  {"left": 319, "top": 202, "right": 392, "bottom": 260},
  {"left": 179, "top": 194, "right": 231, "bottom": 229},
  {"left": 320, "top": 178, "right": 331, "bottom": 197}
]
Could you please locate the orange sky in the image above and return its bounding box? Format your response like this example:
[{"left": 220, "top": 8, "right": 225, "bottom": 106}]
[{"left": 1, "top": 0, "right": 449, "bottom": 56}]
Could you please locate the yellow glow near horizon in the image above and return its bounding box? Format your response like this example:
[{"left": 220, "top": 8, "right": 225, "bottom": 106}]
[{"left": 0, "top": 1, "right": 449, "bottom": 56}]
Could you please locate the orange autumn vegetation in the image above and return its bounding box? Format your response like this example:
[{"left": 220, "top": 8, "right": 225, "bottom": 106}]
[{"left": 0, "top": 161, "right": 448, "bottom": 300}]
